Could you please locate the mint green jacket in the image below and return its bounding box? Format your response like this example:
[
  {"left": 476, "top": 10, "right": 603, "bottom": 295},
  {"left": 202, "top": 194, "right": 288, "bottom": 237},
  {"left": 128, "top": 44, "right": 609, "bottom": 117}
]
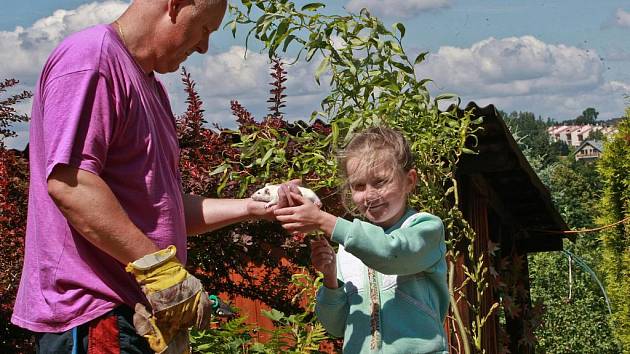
[{"left": 315, "top": 209, "right": 449, "bottom": 353}]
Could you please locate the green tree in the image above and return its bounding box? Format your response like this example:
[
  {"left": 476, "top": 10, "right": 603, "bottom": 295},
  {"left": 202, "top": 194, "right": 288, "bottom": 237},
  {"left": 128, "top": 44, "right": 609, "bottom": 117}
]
[
  {"left": 575, "top": 107, "right": 599, "bottom": 125},
  {"left": 597, "top": 111, "right": 630, "bottom": 352},
  {"left": 528, "top": 160, "right": 620, "bottom": 353},
  {"left": 588, "top": 129, "right": 606, "bottom": 141},
  {"left": 502, "top": 110, "right": 562, "bottom": 166},
  {"left": 510, "top": 118, "right": 620, "bottom": 352}
]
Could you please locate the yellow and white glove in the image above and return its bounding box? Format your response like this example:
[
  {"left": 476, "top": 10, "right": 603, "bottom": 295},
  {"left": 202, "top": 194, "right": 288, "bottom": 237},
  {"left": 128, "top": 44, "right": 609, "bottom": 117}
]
[{"left": 126, "top": 245, "right": 212, "bottom": 354}]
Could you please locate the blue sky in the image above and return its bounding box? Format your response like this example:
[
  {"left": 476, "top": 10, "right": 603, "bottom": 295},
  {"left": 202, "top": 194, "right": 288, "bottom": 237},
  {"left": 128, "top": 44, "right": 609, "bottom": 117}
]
[{"left": 2, "top": 0, "right": 629, "bottom": 149}]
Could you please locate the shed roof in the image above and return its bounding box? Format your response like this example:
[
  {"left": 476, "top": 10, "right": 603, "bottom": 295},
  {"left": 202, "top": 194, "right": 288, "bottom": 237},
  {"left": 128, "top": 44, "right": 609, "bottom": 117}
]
[{"left": 456, "top": 103, "right": 571, "bottom": 252}]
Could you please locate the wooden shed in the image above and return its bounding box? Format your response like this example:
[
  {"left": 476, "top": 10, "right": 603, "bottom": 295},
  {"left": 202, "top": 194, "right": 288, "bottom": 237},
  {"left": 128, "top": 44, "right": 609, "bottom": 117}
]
[{"left": 450, "top": 102, "right": 570, "bottom": 353}]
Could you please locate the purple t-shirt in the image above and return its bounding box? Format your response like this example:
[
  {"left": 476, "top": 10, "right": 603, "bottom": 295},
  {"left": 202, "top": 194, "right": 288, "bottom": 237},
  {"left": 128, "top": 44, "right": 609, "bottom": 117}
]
[{"left": 11, "top": 24, "right": 187, "bottom": 332}]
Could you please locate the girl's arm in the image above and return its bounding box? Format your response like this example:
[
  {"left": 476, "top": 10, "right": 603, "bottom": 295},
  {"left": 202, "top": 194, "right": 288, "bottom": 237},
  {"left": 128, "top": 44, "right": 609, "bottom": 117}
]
[
  {"left": 315, "top": 285, "right": 349, "bottom": 338},
  {"left": 334, "top": 212, "right": 445, "bottom": 275},
  {"left": 312, "top": 239, "right": 348, "bottom": 338},
  {"left": 274, "top": 193, "right": 444, "bottom": 275}
]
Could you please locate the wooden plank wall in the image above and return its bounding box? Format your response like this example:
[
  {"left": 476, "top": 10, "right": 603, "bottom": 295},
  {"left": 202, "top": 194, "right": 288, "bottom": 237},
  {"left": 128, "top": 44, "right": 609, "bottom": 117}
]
[{"left": 448, "top": 175, "right": 498, "bottom": 354}]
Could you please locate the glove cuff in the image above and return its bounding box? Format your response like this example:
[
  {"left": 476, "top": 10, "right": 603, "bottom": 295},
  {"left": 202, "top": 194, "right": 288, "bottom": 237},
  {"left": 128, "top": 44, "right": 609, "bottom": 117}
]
[
  {"left": 126, "top": 245, "right": 177, "bottom": 272},
  {"left": 126, "top": 245, "right": 189, "bottom": 294}
]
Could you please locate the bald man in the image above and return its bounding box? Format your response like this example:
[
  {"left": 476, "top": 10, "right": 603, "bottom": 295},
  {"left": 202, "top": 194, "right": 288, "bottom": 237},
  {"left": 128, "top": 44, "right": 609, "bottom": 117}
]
[{"left": 11, "top": 0, "right": 280, "bottom": 352}]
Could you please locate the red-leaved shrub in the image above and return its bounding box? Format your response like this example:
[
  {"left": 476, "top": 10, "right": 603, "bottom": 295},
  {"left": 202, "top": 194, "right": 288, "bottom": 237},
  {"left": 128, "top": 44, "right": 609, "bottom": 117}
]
[{"left": 0, "top": 79, "right": 32, "bottom": 352}]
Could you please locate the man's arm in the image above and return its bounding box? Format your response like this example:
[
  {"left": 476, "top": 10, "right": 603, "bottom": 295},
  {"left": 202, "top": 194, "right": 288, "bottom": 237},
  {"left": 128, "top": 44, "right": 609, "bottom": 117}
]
[
  {"left": 48, "top": 165, "right": 159, "bottom": 264},
  {"left": 182, "top": 179, "right": 303, "bottom": 236},
  {"left": 182, "top": 194, "right": 272, "bottom": 235}
]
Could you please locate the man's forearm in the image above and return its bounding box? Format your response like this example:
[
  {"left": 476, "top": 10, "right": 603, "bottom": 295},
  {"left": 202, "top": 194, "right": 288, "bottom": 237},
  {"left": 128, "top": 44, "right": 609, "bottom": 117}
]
[
  {"left": 182, "top": 194, "right": 258, "bottom": 235},
  {"left": 48, "top": 165, "right": 159, "bottom": 264}
]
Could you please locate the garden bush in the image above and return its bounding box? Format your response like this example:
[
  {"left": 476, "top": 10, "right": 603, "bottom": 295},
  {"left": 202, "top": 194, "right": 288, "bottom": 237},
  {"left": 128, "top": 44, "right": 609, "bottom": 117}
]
[{"left": 0, "top": 79, "right": 32, "bottom": 352}]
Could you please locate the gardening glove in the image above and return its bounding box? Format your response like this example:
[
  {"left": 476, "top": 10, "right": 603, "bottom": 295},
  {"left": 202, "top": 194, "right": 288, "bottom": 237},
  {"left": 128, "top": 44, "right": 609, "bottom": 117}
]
[
  {"left": 126, "top": 245, "right": 212, "bottom": 353},
  {"left": 132, "top": 303, "right": 191, "bottom": 354}
]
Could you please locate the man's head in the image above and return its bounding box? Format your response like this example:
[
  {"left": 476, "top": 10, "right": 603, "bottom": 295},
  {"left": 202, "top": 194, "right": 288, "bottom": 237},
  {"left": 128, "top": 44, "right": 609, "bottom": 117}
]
[
  {"left": 155, "top": 0, "right": 227, "bottom": 73},
  {"left": 122, "top": 0, "right": 227, "bottom": 74}
]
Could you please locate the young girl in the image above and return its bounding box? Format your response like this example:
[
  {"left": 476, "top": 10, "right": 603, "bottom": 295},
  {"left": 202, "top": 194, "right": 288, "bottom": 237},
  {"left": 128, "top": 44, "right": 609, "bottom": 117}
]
[{"left": 275, "top": 126, "right": 449, "bottom": 353}]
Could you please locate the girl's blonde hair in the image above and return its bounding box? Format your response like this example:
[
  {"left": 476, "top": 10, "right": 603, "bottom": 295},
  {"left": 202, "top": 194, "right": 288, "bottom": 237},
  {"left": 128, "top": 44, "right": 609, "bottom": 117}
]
[{"left": 338, "top": 126, "right": 414, "bottom": 214}]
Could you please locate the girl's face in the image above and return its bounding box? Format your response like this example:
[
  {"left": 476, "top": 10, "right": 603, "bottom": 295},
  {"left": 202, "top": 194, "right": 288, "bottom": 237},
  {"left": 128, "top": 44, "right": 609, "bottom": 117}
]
[{"left": 347, "top": 157, "right": 417, "bottom": 229}]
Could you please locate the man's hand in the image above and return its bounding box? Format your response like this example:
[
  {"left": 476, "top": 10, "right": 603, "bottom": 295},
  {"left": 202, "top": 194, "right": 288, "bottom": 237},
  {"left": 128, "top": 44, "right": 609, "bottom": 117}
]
[
  {"left": 245, "top": 198, "right": 276, "bottom": 221},
  {"left": 126, "top": 245, "right": 212, "bottom": 353}
]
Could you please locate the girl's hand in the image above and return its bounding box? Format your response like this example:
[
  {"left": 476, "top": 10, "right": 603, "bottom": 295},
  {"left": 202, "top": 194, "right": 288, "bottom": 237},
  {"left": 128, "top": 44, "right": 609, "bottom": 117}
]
[
  {"left": 246, "top": 179, "right": 302, "bottom": 221},
  {"left": 310, "top": 236, "right": 338, "bottom": 288},
  {"left": 274, "top": 192, "right": 330, "bottom": 233},
  {"left": 276, "top": 179, "right": 303, "bottom": 208}
]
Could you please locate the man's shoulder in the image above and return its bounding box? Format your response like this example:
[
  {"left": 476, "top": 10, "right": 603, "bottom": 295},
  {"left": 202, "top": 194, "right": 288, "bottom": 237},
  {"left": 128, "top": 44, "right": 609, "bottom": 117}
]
[
  {"left": 60, "top": 24, "right": 111, "bottom": 47},
  {"left": 45, "top": 25, "right": 116, "bottom": 78}
]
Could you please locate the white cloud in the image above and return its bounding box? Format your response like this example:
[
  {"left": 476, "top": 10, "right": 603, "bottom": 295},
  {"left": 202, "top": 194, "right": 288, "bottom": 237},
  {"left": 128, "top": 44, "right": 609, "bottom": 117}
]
[
  {"left": 415, "top": 35, "right": 627, "bottom": 120},
  {"left": 346, "top": 0, "right": 450, "bottom": 18},
  {"left": 604, "top": 80, "right": 630, "bottom": 93},
  {"left": 614, "top": 8, "right": 630, "bottom": 27},
  {"left": 0, "top": 1, "right": 128, "bottom": 85},
  {"left": 416, "top": 36, "right": 604, "bottom": 97},
  {"left": 1, "top": 1, "right": 127, "bottom": 149},
  {"left": 159, "top": 46, "right": 330, "bottom": 128}
]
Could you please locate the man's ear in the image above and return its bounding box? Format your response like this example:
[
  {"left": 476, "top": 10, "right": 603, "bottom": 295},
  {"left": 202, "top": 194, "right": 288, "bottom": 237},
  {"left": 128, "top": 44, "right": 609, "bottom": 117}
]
[{"left": 167, "top": 0, "right": 188, "bottom": 23}]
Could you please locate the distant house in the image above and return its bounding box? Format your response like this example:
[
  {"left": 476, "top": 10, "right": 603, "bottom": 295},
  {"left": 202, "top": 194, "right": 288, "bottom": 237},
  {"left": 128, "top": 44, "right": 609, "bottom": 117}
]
[
  {"left": 574, "top": 140, "right": 604, "bottom": 161},
  {"left": 547, "top": 124, "right": 617, "bottom": 147}
]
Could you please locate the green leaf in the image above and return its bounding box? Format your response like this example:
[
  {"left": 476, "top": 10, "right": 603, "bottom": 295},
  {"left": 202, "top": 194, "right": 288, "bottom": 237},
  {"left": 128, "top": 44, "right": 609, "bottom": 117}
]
[
  {"left": 344, "top": 116, "right": 364, "bottom": 143},
  {"left": 391, "top": 61, "right": 414, "bottom": 75},
  {"left": 314, "top": 56, "right": 330, "bottom": 85},
  {"left": 209, "top": 164, "right": 227, "bottom": 176},
  {"left": 230, "top": 19, "right": 237, "bottom": 38},
  {"left": 471, "top": 117, "right": 484, "bottom": 125},
  {"left": 306, "top": 46, "right": 317, "bottom": 61},
  {"left": 282, "top": 34, "right": 296, "bottom": 52},
  {"left": 197, "top": 343, "right": 212, "bottom": 351},
  {"left": 435, "top": 93, "right": 457, "bottom": 101},
  {"left": 276, "top": 19, "right": 289, "bottom": 39},
  {"left": 349, "top": 63, "right": 357, "bottom": 76},
  {"left": 260, "top": 148, "right": 274, "bottom": 166},
  {"left": 331, "top": 121, "right": 339, "bottom": 145},
  {"left": 262, "top": 309, "right": 285, "bottom": 321},
  {"left": 301, "top": 2, "right": 325, "bottom": 11},
  {"left": 393, "top": 22, "right": 405, "bottom": 38},
  {"left": 391, "top": 42, "right": 403, "bottom": 54},
  {"left": 414, "top": 51, "right": 429, "bottom": 64}
]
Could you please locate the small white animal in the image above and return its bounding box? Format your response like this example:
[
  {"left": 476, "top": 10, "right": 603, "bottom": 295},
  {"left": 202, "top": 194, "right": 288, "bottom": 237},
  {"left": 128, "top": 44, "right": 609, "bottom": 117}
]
[{"left": 251, "top": 184, "right": 322, "bottom": 208}]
